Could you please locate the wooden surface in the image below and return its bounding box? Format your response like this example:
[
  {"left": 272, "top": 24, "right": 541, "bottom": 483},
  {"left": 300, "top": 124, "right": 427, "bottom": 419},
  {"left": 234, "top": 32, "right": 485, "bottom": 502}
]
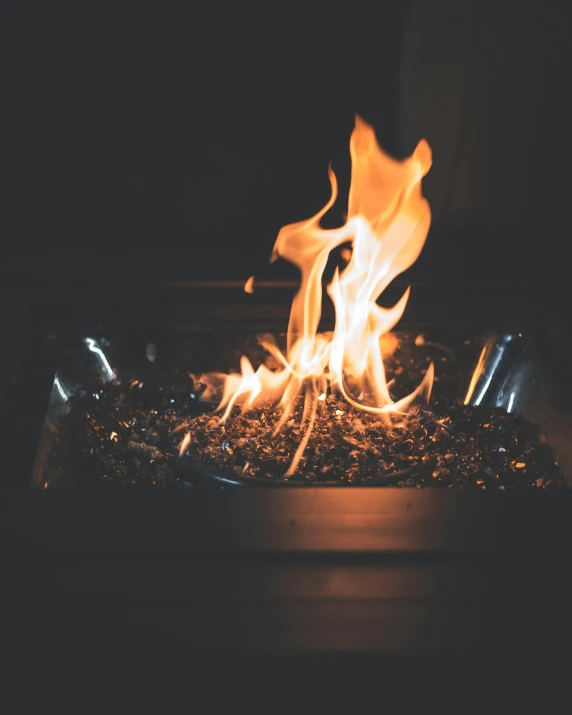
[{"left": 2, "top": 488, "right": 571, "bottom": 656}]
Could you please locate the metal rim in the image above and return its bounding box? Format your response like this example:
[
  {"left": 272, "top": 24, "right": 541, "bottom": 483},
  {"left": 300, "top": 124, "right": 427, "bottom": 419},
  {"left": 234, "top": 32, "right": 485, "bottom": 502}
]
[{"left": 176, "top": 454, "right": 416, "bottom": 487}]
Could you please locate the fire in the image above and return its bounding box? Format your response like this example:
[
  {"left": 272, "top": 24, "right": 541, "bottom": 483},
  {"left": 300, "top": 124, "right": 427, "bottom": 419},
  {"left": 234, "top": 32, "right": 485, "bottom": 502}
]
[{"left": 213, "top": 116, "right": 433, "bottom": 475}]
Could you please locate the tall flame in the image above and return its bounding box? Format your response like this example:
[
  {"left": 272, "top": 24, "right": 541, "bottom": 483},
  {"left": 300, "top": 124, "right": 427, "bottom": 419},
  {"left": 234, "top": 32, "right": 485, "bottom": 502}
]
[{"left": 216, "top": 116, "right": 433, "bottom": 475}]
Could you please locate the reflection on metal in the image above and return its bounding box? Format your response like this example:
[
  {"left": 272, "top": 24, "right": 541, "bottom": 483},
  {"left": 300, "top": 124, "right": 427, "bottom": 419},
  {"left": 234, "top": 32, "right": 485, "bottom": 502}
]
[
  {"left": 474, "top": 375, "right": 493, "bottom": 407},
  {"left": 84, "top": 338, "right": 114, "bottom": 380},
  {"left": 54, "top": 377, "right": 68, "bottom": 401},
  {"left": 465, "top": 334, "right": 528, "bottom": 409},
  {"left": 463, "top": 345, "right": 487, "bottom": 405}
]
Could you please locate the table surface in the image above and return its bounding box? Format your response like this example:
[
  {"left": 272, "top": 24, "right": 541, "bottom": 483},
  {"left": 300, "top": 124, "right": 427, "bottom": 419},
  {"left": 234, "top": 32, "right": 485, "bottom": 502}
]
[{"left": 2, "top": 488, "right": 571, "bottom": 658}]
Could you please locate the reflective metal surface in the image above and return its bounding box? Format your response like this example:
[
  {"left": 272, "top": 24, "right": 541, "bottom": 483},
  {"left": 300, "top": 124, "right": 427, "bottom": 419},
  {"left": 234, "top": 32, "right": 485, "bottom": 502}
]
[{"left": 31, "top": 323, "right": 572, "bottom": 487}]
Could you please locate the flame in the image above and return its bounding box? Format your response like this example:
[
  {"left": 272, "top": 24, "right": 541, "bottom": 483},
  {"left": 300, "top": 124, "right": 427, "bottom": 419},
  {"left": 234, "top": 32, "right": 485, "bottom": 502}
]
[
  {"left": 211, "top": 116, "right": 433, "bottom": 475},
  {"left": 244, "top": 276, "right": 255, "bottom": 293},
  {"left": 179, "top": 431, "right": 192, "bottom": 457}
]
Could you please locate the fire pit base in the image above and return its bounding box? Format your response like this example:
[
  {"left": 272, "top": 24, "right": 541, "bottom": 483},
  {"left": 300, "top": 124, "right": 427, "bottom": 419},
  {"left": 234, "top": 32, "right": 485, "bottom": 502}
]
[
  {"left": 176, "top": 454, "right": 415, "bottom": 487},
  {"left": 27, "top": 322, "right": 572, "bottom": 488}
]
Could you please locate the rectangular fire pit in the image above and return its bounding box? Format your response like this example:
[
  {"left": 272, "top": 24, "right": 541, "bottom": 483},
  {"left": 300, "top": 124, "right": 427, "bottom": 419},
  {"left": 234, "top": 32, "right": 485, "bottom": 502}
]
[
  {"left": 4, "top": 309, "right": 570, "bottom": 490},
  {"left": 6, "top": 119, "right": 569, "bottom": 494}
]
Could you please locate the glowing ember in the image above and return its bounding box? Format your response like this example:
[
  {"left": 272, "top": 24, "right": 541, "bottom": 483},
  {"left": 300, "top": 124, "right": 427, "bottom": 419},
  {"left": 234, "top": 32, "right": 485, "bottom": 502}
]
[{"left": 212, "top": 116, "right": 433, "bottom": 475}]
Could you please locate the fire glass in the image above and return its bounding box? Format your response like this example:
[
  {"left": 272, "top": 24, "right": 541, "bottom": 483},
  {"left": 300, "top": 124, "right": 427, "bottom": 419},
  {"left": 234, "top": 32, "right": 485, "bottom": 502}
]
[{"left": 31, "top": 321, "right": 572, "bottom": 488}]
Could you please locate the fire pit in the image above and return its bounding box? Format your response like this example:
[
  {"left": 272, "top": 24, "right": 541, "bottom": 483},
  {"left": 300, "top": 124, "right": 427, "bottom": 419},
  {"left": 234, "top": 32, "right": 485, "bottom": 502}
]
[
  {"left": 29, "top": 324, "right": 571, "bottom": 489},
  {"left": 26, "top": 118, "right": 570, "bottom": 490}
]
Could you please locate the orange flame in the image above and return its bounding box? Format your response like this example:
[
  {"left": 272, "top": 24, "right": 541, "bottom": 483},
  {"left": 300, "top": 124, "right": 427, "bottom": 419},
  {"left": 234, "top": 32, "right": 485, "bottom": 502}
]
[{"left": 214, "top": 116, "right": 433, "bottom": 475}]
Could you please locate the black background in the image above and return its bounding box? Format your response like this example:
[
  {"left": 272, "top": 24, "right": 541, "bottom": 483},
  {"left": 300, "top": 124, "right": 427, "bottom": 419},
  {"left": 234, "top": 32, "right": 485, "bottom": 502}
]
[{"left": 4, "top": 1, "right": 569, "bottom": 291}]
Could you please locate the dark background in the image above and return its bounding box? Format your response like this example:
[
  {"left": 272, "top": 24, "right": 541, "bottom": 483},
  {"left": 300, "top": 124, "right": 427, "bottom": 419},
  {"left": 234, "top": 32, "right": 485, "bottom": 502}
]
[{"left": 4, "top": 0, "right": 568, "bottom": 289}]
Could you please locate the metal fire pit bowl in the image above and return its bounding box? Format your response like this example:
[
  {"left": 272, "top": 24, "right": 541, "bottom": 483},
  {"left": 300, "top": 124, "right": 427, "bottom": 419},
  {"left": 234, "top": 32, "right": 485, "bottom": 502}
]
[{"left": 25, "top": 319, "right": 572, "bottom": 488}]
